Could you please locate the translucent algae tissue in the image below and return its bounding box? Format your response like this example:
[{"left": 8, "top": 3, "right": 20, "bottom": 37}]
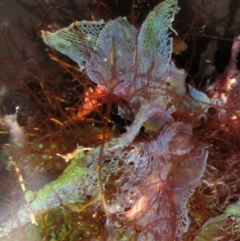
[{"left": 0, "top": 0, "right": 212, "bottom": 240}]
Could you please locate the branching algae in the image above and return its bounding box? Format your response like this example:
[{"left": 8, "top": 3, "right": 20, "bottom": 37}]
[{"left": 0, "top": 0, "right": 215, "bottom": 240}]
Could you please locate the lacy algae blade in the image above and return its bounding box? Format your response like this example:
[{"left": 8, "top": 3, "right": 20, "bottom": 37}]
[
  {"left": 41, "top": 0, "right": 179, "bottom": 100},
  {"left": 0, "top": 0, "right": 209, "bottom": 240}
]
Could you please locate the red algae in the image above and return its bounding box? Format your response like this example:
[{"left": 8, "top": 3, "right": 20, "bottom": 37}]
[{"left": 0, "top": 1, "right": 240, "bottom": 241}]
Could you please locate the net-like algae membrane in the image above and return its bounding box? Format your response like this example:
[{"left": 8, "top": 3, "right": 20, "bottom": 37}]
[{"left": 0, "top": 0, "right": 240, "bottom": 240}]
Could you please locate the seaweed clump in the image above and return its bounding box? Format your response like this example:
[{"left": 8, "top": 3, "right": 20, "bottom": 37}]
[{"left": 0, "top": 0, "right": 240, "bottom": 241}]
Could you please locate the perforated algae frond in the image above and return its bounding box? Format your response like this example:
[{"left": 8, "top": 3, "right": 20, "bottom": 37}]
[
  {"left": 0, "top": 0, "right": 213, "bottom": 240},
  {"left": 41, "top": 0, "right": 179, "bottom": 102}
]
